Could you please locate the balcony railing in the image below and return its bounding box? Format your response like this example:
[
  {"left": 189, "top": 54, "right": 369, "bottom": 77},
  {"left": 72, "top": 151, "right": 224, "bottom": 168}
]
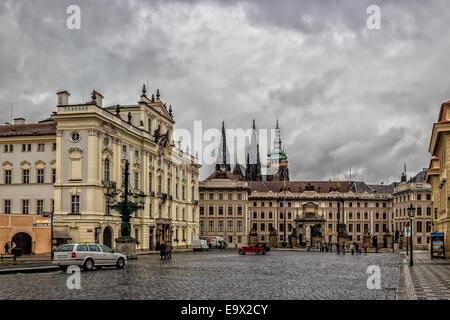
[{"left": 102, "top": 180, "right": 116, "bottom": 189}]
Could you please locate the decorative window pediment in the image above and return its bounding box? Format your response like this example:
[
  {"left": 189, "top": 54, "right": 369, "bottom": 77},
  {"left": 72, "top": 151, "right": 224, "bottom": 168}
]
[
  {"left": 2, "top": 161, "right": 12, "bottom": 169},
  {"left": 102, "top": 148, "right": 113, "bottom": 157},
  {"left": 20, "top": 160, "right": 31, "bottom": 168},
  {"left": 35, "top": 160, "right": 46, "bottom": 169},
  {"left": 68, "top": 147, "right": 83, "bottom": 159}
]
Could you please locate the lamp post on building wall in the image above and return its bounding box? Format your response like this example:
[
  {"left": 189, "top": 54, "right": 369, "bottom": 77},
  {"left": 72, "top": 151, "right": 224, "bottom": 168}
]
[
  {"left": 407, "top": 204, "right": 415, "bottom": 266},
  {"left": 104, "top": 160, "right": 146, "bottom": 239}
]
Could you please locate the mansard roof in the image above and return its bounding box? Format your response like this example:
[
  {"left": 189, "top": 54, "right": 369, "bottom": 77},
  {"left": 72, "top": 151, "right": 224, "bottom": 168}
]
[
  {"left": 205, "top": 169, "right": 243, "bottom": 181},
  {"left": 366, "top": 184, "right": 395, "bottom": 194},
  {"left": 248, "top": 180, "right": 394, "bottom": 194},
  {"left": 0, "top": 122, "right": 56, "bottom": 137}
]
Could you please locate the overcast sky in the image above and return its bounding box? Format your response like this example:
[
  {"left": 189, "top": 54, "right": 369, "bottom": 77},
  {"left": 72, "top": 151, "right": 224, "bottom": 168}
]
[{"left": 0, "top": 0, "right": 448, "bottom": 182}]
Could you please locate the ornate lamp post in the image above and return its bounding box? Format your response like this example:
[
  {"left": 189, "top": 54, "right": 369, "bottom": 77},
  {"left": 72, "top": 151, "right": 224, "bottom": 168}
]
[
  {"left": 336, "top": 197, "right": 346, "bottom": 255},
  {"left": 407, "top": 204, "right": 415, "bottom": 266},
  {"left": 104, "top": 160, "right": 146, "bottom": 257}
]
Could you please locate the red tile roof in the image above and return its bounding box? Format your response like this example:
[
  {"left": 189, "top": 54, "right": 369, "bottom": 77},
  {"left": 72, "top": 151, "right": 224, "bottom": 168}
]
[
  {"left": 0, "top": 122, "right": 56, "bottom": 137},
  {"left": 248, "top": 181, "right": 354, "bottom": 193}
]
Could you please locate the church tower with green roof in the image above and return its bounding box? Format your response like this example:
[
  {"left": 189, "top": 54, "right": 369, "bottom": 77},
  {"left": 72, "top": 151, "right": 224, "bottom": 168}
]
[{"left": 266, "top": 120, "right": 289, "bottom": 181}]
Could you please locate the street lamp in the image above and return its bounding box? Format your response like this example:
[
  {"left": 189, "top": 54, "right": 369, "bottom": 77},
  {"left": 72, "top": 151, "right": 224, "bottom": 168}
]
[
  {"left": 105, "top": 160, "right": 146, "bottom": 238},
  {"left": 406, "top": 222, "right": 409, "bottom": 256},
  {"left": 407, "top": 204, "right": 415, "bottom": 266}
]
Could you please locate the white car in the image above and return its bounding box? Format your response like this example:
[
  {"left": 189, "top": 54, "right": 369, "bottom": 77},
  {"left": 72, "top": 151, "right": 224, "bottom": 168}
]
[{"left": 52, "top": 243, "right": 127, "bottom": 271}]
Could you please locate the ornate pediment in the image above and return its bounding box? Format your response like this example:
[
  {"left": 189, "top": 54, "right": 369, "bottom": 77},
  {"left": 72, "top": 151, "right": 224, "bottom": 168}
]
[
  {"left": 99, "top": 121, "right": 118, "bottom": 136},
  {"left": 2, "top": 161, "right": 12, "bottom": 167},
  {"left": 102, "top": 148, "right": 113, "bottom": 156},
  {"left": 20, "top": 160, "right": 31, "bottom": 167},
  {"left": 156, "top": 134, "right": 171, "bottom": 157}
]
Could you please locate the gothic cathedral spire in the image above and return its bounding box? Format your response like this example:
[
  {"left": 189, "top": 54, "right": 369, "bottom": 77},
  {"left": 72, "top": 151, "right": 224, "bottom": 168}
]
[{"left": 215, "top": 121, "right": 231, "bottom": 171}]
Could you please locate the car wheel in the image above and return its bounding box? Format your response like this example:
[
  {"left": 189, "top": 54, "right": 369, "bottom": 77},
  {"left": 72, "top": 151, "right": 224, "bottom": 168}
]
[
  {"left": 261, "top": 250, "right": 266, "bottom": 255},
  {"left": 83, "top": 258, "right": 94, "bottom": 271},
  {"left": 258, "top": 249, "right": 264, "bottom": 255},
  {"left": 116, "top": 257, "right": 125, "bottom": 269},
  {"left": 239, "top": 249, "right": 245, "bottom": 255},
  {"left": 59, "top": 266, "right": 68, "bottom": 272}
]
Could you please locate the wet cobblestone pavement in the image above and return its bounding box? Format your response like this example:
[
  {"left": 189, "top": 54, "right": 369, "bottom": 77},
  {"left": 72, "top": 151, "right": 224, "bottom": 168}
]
[{"left": 0, "top": 250, "right": 400, "bottom": 300}]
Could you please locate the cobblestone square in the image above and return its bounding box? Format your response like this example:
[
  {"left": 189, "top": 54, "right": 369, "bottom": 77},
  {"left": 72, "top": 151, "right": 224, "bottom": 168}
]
[{"left": 0, "top": 250, "right": 400, "bottom": 300}]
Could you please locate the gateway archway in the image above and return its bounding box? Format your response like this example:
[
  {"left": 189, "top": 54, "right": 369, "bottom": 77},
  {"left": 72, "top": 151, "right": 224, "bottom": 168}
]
[{"left": 12, "top": 232, "right": 32, "bottom": 255}]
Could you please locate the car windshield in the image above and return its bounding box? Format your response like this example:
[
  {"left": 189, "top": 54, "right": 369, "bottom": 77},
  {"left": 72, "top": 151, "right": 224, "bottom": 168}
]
[{"left": 55, "top": 244, "right": 74, "bottom": 252}]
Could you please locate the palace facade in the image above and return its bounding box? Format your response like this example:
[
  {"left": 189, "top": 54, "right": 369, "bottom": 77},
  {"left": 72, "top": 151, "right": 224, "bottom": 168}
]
[
  {"left": 0, "top": 85, "right": 200, "bottom": 254},
  {"left": 200, "top": 122, "right": 432, "bottom": 249}
]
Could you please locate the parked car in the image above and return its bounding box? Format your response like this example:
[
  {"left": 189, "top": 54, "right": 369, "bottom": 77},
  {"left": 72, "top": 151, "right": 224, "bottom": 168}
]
[
  {"left": 192, "top": 239, "right": 209, "bottom": 251},
  {"left": 52, "top": 243, "right": 127, "bottom": 272},
  {"left": 239, "top": 243, "right": 269, "bottom": 255}
]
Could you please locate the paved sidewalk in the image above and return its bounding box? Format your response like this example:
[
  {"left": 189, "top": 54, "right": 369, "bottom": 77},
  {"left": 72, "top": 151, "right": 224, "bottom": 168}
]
[{"left": 397, "top": 250, "right": 450, "bottom": 300}]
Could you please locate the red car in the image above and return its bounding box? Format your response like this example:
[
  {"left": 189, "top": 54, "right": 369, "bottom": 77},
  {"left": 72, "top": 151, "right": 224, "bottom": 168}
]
[{"left": 239, "top": 244, "right": 269, "bottom": 255}]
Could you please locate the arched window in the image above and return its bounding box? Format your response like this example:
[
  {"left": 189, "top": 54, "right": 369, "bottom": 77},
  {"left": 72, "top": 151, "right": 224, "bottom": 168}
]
[{"left": 104, "top": 158, "right": 110, "bottom": 182}]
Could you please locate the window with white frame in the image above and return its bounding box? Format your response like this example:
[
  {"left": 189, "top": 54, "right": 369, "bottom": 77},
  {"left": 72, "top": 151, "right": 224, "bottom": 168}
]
[
  {"left": 4, "top": 170, "right": 11, "bottom": 184},
  {"left": 37, "top": 169, "right": 45, "bottom": 184},
  {"left": 71, "top": 195, "right": 80, "bottom": 214},
  {"left": 104, "top": 158, "right": 110, "bottom": 182},
  {"left": 22, "top": 199, "right": 29, "bottom": 214},
  {"left": 37, "top": 199, "right": 44, "bottom": 215},
  {"left": 22, "top": 169, "right": 30, "bottom": 184},
  {"left": 4, "top": 199, "right": 11, "bottom": 214},
  {"left": 134, "top": 172, "right": 139, "bottom": 189}
]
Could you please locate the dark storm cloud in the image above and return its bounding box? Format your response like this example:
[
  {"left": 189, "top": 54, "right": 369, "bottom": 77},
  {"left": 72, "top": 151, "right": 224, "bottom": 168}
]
[{"left": 0, "top": 0, "right": 448, "bottom": 183}]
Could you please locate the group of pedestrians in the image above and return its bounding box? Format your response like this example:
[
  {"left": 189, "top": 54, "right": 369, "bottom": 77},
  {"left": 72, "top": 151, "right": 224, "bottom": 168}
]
[
  {"left": 350, "top": 242, "right": 364, "bottom": 255},
  {"left": 312, "top": 241, "right": 368, "bottom": 256},
  {"left": 159, "top": 241, "right": 173, "bottom": 260},
  {"left": 3, "top": 241, "right": 16, "bottom": 255}
]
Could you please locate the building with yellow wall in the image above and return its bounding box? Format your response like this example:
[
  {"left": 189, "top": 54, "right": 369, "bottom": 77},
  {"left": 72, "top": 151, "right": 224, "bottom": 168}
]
[
  {"left": 427, "top": 100, "right": 450, "bottom": 257},
  {"left": 0, "top": 85, "right": 200, "bottom": 254}
]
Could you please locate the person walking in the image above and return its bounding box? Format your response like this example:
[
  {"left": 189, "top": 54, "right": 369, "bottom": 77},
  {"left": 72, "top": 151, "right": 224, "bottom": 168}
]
[
  {"left": 159, "top": 242, "right": 166, "bottom": 260},
  {"left": 364, "top": 245, "right": 367, "bottom": 255},
  {"left": 342, "top": 242, "right": 346, "bottom": 255},
  {"left": 4, "top": 242, "right": 9, "bottom": 255},
  {"left": 358, "top": 244, "right": 362, "bottom": 255},
  {"left": 11, "top": 241, "right": 16, "bottom": 256},
  {"left": 351, "top": 243, "right": 355, "bottom": 255},
  {"left": 165, "top": 242, "right": 173, "bottom": 260}
]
